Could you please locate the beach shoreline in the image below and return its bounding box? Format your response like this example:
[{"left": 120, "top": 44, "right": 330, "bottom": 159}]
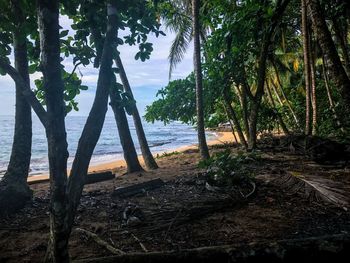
[{"left": 27, "top": 131, "right": 235, "bottom": 183}]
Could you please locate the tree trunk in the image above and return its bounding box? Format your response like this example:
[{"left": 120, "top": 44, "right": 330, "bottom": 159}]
[
  {"left": 192, "top": 0, "right": 210, "bottom": 160},
  {"left": 306, "top": 0, "right": 350, "bottom": 115},
  {"left": 331, "top": 16, "right": 350, "bottom": 77},
  {"left": 266, "top": 81, "right": 290, "bottom": 135},
  {"left": 310, "top": 42, "right": 317, "bottom": 135},
  {"left": 235, "top": 83, "right": 250, "bottom": 141},
  {"left": 222, "top": 88, "right": 248, "bottom": 149},
  {"left": 0, "top": 0, "right": 32, "bottom": 215},
  {"left": 86, "top": 15, "right": 150, "bottom": 172},
  {"left": 271, "top": 60, "right": 301, "bottom": 129},
  {"left": 109, "top": 89, "right": 143, "bottom": 173},
  {"left": 114, "top": 55, "right": 158, "bottom": 170},
  {"left": 65, "top": 4, "right": 119, "bottom": 262},
  {"left": 302, "top": 0, "right": 312, "bottom": 136},
  {"left": 37, "top": 0, "right": 70, "bottom": 262},
  {"left": 247, "top": 0, "right": 291, "bottom": 150},
  {"left": 322, "top": 57, "right": 345, "bottom": 132}
]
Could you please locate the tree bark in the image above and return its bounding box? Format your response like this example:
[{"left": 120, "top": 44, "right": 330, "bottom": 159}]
[
  {"left": 302, "top": 0, "right": 312, "bottom": 135},
  {"left": 114, "top": 55, "right": 158, "bottom": 170},
  {"left": 65, "top": 5, "right": 119, "bottom": 261},
  {"left": 235, "top": 84, "right": 249, "bottom": 141},
  {"left": 322, "top": 57, "right": 345, "bottom": 132},
  {"left": 0, "top": 61, "right": 47, "bottom": 126},
  {"left": 0, "top": 0, "right": 32, "bottom": 215},
  {"left": 270, "top": 60, "right": 301, "bottom": 129},
  {"left": 37, "top": 0, "right": 70, "bottom": 262},
  {"left": 192, "top": 0, "right": 210, "bottom": 160},
  {"left": 306, "top": 0, "right": 350, "bottom": 116},
  {"left": 86, "top": 15, "right": 147, "bottom": 172},
  {"left": 266, "top": 81, "right": 290, "bottom": 135},
  {"left": 222, "top": 88, "right": 248, "bottom": 149},
  {"left": 247, "top": 0, "right": 291, "bottom": 150},
  {"left": 310, "top": 43, "right": 317, "bottom": 135},
  {"left": 109, "top": 89, "right": 143, "bottom": 173}
]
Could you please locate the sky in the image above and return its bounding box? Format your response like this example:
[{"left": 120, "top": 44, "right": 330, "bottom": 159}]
[{"left": 0, "top": 16, "right": 193, "bottom": 116}]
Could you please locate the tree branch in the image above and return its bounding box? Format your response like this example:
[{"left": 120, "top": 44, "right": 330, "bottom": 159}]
[{"left": 0, "top": 59, "right": 47, "bottom": 127}]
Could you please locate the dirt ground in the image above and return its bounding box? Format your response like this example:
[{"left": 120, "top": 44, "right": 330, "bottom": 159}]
[{"left": 1, "top": 139, "right": 350, "bottom": 263}]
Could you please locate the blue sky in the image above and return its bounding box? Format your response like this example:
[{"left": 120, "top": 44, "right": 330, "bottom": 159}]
[{"left": 0, "top": 16, "right": 193, "bottom": 116}]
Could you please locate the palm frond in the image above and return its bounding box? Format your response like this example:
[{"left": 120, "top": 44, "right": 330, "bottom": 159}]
[{"left": 168, "top": 23, "right": 193, "bottom": 79}]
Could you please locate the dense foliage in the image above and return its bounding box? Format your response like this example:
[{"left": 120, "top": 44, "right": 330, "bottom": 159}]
[{"left": 146, "top": 0, "right": 350, "bottom": 146}]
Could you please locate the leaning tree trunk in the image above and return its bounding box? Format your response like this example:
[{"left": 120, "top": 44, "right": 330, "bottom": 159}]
[
  {"left": 306, "top": 0, "right": 350, "bottom": 116},
  {"left": 64, "top": 4, "right": 119, "bottom": 261},
  {"left": 115, "top": 55, "right": 158, "bottom": 170},
  {"left": 37, "top": 0, "right": 70, "bottom": 262},
  {"left": 0, "top": 0, "right": 32, "bottom": 215},
  {"left": 302, "top": 0, "right": 312, "bottom": 136},
  {"left": 192, "top": 0, "right": 209, "bottom": 160},
  {"left": 266, "top": 81, "right": 290, "bottom": 135},
  {"left": 271, "top": 60, "right": 301, "bottom": 129},
  {"left": 223, "top": 88, "right": 248, "bottom": 149},
  {"left": 247, "top": 0, "right": 291, "bottom": 150},
  {"left": 86, "top": 17, "right": 149, "bottom": 172},
  {"left": 322, "top": 56, "right": 345, "bottom": 132},
  {"left": 109, "top": 88, "right": 143, "bottom": 173}
]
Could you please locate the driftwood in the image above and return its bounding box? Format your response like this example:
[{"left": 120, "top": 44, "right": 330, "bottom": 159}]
[
  {"left": 74, "top": 234, "right": 350, "bottom": 263},
  {"left": 274, "top": 172, "right": 349, "bottom": 208},
  {"left": 28, "top": 171, "right": 115, "bottom": 185},
  {"left": 75, "top": 228, "right": 125, "bottom": 255},
  {"left": 112, "top": 178, "right": 165, "bottom": 198},
  {"left": 84, "top": 171, "right": 115, "bottom": 185}
]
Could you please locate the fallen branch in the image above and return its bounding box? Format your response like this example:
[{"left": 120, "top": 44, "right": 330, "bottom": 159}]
[
  {"left": 75, "top": 228, "right": 125, "bottom": 255},
  {"left": 131, "top": 233, "right": 148, "bottom": 253},
  {"left": 73, "top": 234, "right": 350, "bottom": 263}
]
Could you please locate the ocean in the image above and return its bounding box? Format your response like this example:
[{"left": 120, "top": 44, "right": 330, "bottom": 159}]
[{"left": 0, "top": 115, "right": 214, "bottom": 177}]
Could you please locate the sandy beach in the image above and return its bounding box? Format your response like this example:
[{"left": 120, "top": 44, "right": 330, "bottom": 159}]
[{"left": 27, "top": 131, "right": 235, "bottom": 184}]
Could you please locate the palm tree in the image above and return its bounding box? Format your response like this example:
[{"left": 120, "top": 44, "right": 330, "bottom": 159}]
[
  {"left": 162, "top": 0, "right": 209, "bottom": 159},
  {"left": 306, "top": 0, "right": 350, "bottom": 116},
  {"left": 115, "top": 55, "right": 158, "bottom": 169},
  {"left": 192, "top": 0, "right": 209, "bottom": 159}
]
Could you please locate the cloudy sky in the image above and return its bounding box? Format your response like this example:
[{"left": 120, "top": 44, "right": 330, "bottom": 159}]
[{"left": 0, "top": 16, "right": 193, "bottom": 116}]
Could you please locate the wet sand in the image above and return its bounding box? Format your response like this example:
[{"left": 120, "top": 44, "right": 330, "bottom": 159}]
[{"left": 27, "top": 131, "right": 235, "bottom": 183}]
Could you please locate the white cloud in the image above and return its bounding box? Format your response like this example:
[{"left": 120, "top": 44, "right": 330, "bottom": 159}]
[{"left": 0, "top": 16, "right": 194, "bottom": 116}]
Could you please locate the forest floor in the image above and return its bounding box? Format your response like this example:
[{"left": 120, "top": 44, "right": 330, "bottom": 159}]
[{"left": 1, "top": 134, "right": 350, "bottom": 262}]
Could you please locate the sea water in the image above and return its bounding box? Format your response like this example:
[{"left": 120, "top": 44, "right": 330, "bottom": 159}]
[{"left": 0, "top": 115, "right": 215, "bottom": 177}]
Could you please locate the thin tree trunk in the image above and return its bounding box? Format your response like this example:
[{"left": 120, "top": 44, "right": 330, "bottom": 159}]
[
  {"left": 302, "top": 0, "right": 312, "bottom": 135},
  {"left": 37, "top": 0, "right": 69, "bottom": 262},
  {"left": 87, "top": 18, "right": 145, "bottom": 172},
  {"left": 271, "top": 61, "right": 301, "bottom": 129},
  {"left": 310, "top": 41, "right": 317, "bottom": 135},
  {"left": 247, "top": 0, "right": 291, "bottom": 150},
  {"left": 331, "top": 17, "right": 350, "bottom": 77},
  {"left": 114, "top": 55, "right": 158, "bottom": 169},
  {"left": 223, "top": 88, "right": 248, "bottom": 149},
  {"left": 65, "top": 5, "right": 119, "bottom": 261},
  {"left": 221, "top": 98, "right": 238, "bottom": 144},
  {"left": 306, "top": 0, "right": 350, "bottom": 115},
  {"left": 266, "top": 81, "right": 290, "bottom": 135},
  {"left": 192, "top": 0, "right": 209, "bottom": 159},
  {"left": 0, "top": 0, "right": 32, "bottom": 215},
  {"left": 109, "top": 89, "right": 143, "bottom": 173},
  {"left": 235, "top": 84, "right": 249, "bottom": 141},
  {"left": 322, "top": 57, "right": 345, "bottom": 132}
]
